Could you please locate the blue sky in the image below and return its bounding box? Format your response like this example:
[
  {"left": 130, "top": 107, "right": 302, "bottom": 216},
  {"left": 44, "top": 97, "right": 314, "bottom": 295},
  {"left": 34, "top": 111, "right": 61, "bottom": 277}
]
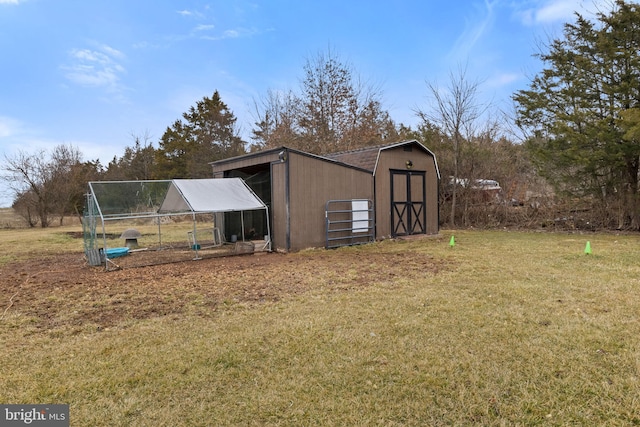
[{"left": 0, "top": 0, "right": 625, "bottom": 206}]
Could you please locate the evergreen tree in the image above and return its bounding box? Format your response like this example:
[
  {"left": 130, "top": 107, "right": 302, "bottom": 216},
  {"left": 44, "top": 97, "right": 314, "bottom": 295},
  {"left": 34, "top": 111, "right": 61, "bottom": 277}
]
[
  {"left": 155, "top": 91, "right": 246, "bottom": 179},
  {"left": 514, "top": 0, "right": 640, "bottom": 228},
  {"left": 105, "top": 132, "right": 156, "bottom": 181}
]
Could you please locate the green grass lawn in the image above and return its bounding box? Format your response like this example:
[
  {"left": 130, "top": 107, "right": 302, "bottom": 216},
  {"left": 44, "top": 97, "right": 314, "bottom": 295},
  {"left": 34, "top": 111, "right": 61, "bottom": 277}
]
[{"left": 1, "top": 229, "right": 639, "bottom": 425}]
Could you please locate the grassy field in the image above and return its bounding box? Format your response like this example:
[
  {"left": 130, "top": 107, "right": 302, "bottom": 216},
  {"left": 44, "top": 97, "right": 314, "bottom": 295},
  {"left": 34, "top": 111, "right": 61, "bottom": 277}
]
[
  {"left": 0, "top": 207, "right": 27, "bottom": 229},
  {"left": 0, "top": 208, "right": 222, "bottom": 267},
  {"left": 1, "top": 227, "right": 640, "bottom": 425}
]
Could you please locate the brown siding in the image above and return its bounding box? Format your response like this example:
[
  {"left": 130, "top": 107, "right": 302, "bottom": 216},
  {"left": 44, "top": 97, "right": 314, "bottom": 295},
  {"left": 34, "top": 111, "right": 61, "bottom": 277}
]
[
  {"left": 270, "top": 161, "right": 287, "bottom": 251},
  {"left": 287, "top": 152, "right": 374, "bottom": 251},
  {"left": 374, "top": 146, "right": 439, "bottom": 237}
]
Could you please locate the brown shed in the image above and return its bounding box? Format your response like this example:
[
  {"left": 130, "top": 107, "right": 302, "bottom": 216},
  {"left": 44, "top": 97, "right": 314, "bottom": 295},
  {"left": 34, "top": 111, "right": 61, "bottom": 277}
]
[{"left": 210, "top": 140, "right": 439, "bottom": 252}]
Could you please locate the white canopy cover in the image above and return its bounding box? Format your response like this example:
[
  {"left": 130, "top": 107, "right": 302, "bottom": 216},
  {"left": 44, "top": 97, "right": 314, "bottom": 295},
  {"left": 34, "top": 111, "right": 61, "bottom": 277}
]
[{"left": 158, "top": 178, "right": 266, "bottom": 214}]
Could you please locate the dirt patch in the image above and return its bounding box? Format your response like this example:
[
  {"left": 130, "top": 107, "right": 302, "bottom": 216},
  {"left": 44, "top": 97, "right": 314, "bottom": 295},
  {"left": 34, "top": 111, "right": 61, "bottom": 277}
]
[{"left": 0, "top": 247, "right": 445, "bottom": 332}]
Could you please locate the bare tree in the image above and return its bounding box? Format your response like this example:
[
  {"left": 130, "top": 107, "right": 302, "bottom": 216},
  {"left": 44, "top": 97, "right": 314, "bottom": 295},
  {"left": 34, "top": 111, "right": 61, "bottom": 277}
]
[
  {"left": 1, "top": 144, "right": 84, "bottom": 227},
  {"left": 3, "top": 149, "right": 53, "bottom": 227},
  {"left": 416, "top": 65, "right": 486, "bottom": 226},
  {"left": 49, "top": 144, "right": 84, "bottom": 225},
  {"left": 251, "top": 47, "right": 396, "bottom": 154},
  {"left": 250, "top": 89, "right": 300, "bottom": 151}
]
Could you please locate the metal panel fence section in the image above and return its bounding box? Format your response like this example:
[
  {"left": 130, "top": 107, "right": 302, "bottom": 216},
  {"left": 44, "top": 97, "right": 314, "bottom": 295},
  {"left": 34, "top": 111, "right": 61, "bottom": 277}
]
[{"left": 325, "top": 199, "right": 375, "bottom": 249}]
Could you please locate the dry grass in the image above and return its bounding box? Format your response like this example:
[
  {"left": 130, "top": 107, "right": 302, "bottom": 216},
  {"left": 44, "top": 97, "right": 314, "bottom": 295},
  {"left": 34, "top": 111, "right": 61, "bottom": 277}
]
[
  {"left": 0, "top": 208, "right": 85, "bottom": 265},
  {"left": 1, "top": 228, "right": 640, "bottom": 425},
  {"left": 0, "top": 207, "right": 24, "bottom": 229},
  {"left": 0, "top": 226, "right": 81, "bottom": 266},
  {"left": 0, "top": 213, "right": 222, "bottom": 267}
]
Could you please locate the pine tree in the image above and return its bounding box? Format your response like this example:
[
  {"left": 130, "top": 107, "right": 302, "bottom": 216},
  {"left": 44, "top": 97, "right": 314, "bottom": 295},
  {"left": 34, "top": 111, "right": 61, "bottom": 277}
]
[
  {"left": 155, "top": 91, "right": 246, "bottom": 179},
  {"left": 514, "top": 1, "right": 640, "bottom": 228}
]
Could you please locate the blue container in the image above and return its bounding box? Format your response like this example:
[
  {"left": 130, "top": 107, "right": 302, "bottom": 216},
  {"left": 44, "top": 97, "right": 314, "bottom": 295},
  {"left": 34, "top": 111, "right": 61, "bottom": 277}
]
[{"left": 104, "top": 247, "right": 130, "bottom": 258}]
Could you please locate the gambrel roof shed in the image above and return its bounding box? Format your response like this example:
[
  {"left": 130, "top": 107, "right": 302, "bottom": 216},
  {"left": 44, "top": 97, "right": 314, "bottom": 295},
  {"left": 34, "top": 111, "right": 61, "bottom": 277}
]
[{"left": 210, "top": 140, "right": 440, "bottom": 252}]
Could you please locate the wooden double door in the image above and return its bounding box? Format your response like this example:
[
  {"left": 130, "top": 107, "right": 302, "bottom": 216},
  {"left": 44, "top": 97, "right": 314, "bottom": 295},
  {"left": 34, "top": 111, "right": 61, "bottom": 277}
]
[{"left": 390, "top": 170, "right": 426, "bottom": 237}]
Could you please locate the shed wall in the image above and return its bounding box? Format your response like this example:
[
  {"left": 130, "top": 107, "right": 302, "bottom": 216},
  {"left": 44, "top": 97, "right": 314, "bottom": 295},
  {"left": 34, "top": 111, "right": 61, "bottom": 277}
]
[
  {"left": 270, "top": 161, "right": 287, "bottom": 251},
  {"left": 287, "top": 151, "right": 374, "bottom": 251},
  {"left": 374, "top": 147, "right": 439, "bottom": 237}
]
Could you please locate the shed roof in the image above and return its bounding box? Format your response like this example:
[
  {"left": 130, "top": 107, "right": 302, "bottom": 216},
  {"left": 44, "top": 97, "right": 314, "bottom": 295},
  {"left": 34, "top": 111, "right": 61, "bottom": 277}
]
[
  {"left": 210, "top": 146, "right": 372, "bottom": 174},
  {"left": 325, "top": 140, "right": 440, "bottom": 178},
  {"left": 323, "top": 145, "right": 380, "bottom": 171}
]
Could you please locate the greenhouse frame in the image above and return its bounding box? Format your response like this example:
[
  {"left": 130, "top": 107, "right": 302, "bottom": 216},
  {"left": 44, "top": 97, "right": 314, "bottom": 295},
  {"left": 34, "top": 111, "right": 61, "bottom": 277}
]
[{"left": 83, "top": 178, "right": 271, "bottom": 270}]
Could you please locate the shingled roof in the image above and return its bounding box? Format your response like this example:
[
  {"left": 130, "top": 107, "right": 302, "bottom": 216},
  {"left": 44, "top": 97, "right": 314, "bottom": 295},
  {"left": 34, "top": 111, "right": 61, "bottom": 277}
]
[
  {"left": 324, "top": 140, "right": 438, "bottom": 176},
  {"left": 324, "top": 144, "right": 382, "bottom": 171}
]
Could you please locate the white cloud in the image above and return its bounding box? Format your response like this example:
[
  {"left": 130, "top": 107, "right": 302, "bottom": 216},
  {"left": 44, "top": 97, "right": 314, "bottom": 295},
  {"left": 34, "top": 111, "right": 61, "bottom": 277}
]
[
  {"left": 172, "top": 4, "right": 264, "bottom": 44},
  {"left": 448, "top": 0, "right": 498, "bottom": 62},
  {"left": 223, "top": 30, "right": 240, "bottom": 38},
  {"left": 0, "top": 0, "right": 23, "bottom": 4},
  {"left": 61, "top": 45, "right": 125, "bottom": 90},
  {"left": 100, "top": 44, "right": 125, "bottom": 60},
  {"left": 534, "top": 0, "right": 583, "bottom": 23},
  {"left": 486, "top": 72, "right": 521, "bottom": 88},
  {"left": 199, "top": 27, "right": 259, "bottom": 41},
  {"left": 194, "top": 24, "right": 215, "bottom": 32},
  {"left": 0, "top": 116, "right": 21, "bottom": 138},
  {"left": 177, "top": 9, "right": 204, "bottom": 19},
  {"left": 515, "top": 0, "right": 635, "bottom": 26}
]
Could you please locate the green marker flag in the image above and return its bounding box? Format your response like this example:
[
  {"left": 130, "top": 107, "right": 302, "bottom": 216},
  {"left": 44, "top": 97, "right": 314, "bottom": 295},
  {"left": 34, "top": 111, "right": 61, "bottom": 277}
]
[
  {"left": 584, "top": 241, "right": 592, "bottom": 255},
  {"left": 449, "top": 235, "right": 455, "bottom": 247}
]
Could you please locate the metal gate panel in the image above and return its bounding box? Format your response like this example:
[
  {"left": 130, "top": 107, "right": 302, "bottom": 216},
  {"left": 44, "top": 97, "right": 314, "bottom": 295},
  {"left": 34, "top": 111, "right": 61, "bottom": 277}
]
[{"left": 325, "top": 199, "right": 374, "bottom": 249}]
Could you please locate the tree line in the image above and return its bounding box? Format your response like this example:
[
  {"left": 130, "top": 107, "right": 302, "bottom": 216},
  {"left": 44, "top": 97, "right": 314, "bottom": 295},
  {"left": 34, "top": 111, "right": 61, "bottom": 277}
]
[{"left": 3, "top": 1, "right": 640, "bottom": 231}]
